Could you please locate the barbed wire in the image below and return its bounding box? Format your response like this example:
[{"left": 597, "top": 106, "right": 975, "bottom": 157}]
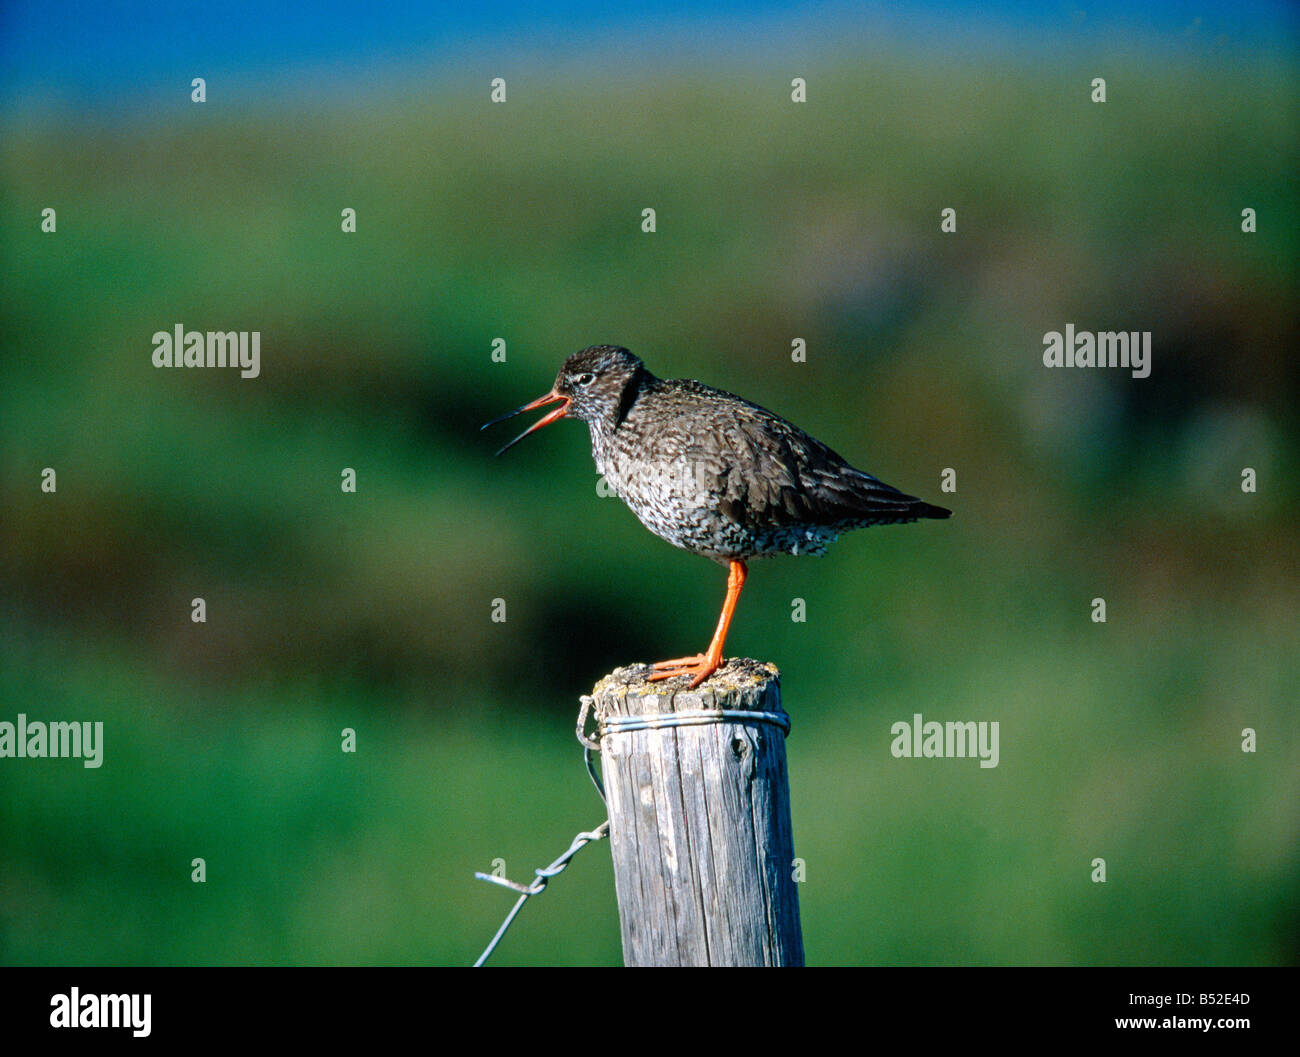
[{"left": 470, "top": 697, "right": 608, "bottom": 967}]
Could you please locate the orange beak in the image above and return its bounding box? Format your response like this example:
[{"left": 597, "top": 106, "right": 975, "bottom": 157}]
[{"left": 481, "top": 390, "right": 571, "bottom": 455}]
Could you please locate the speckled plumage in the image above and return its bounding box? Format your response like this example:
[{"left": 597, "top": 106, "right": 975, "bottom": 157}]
[{"left": 548, "top": 345, "right": 950, "bottom": 564}]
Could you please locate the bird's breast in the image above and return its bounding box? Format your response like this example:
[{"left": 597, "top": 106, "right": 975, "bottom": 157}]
[{"left": 587, "top": 422, "right": 767, "bottom": 560}]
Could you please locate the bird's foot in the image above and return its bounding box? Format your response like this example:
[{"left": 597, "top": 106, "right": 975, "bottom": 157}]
[{"left": 647, "top": 653, "right": 721, "bottom": 690}]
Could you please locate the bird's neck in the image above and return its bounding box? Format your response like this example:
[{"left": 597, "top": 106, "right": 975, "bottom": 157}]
[
  {"left": 609, "top": 368, "right": 651, "bottom": 430},
  {"left": 588, "top": 370, "right": 650, "bottom": 470}
]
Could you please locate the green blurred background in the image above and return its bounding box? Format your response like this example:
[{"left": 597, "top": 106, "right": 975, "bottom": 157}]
[{"left": 1, "top": 3, "right": 1297, "bottom": 965}]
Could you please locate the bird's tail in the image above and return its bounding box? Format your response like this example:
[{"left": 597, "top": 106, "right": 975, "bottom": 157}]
[
  {"left": 829, "top": 468, "right": 952, "bottom": 525},
  {"left": 913, "top": 500, "right": 952, "bottom": 519}
]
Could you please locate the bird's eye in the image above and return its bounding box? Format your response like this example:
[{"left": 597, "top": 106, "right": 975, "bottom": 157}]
[{"left": 574, "top": 372, "right": 596, "bottom": 387}]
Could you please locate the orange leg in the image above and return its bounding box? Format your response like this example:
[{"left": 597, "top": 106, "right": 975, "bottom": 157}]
[{"left": 649, "top": 560, "right": 747, "bottom": 689}]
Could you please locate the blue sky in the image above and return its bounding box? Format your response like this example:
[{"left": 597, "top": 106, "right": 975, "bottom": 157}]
[{"left": 2, "top": 1, "right": 1295, "bottom": 108}]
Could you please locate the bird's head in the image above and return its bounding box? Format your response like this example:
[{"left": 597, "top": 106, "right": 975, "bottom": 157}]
[
  {"left": 482, "top": 345, "right": 645, "bottom": 454},
  {"left": 551, "top": 345, "right": 644, "bottom": 424}
]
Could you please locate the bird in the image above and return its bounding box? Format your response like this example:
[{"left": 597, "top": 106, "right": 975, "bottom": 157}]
[{"left": 482, "top": 345, "right": 951, "bottom": 689}]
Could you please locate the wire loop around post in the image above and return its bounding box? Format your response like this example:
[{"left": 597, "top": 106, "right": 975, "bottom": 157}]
[{"left": 597, "top": 708, "right": 791, "bottom": 738}]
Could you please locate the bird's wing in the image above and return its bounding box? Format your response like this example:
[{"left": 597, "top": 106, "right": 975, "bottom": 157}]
[{"left": 678, "top": 385, "right": 944, "bottom": 530}]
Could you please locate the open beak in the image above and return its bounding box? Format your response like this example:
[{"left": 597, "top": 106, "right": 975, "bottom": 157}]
[{"left": 481, "top": 390, "right": 571, "bottom": 456}]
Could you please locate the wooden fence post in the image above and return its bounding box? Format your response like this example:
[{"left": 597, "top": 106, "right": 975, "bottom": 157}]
[{"left": 590, "top": 658, "right": 803, "bottom": 966}]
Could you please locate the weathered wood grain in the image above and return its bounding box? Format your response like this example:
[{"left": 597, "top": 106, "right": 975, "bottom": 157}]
[{"left": 592, "top": 658, "right": 803, "bottom": 967}]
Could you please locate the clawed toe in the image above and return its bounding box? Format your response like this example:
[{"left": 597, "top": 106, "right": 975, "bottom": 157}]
[
  {"left": 646, "top": 655, "right": 721, "bottom": 689},
  {"left": 649, "top": 654, "right": 706, "bottom": 670}
]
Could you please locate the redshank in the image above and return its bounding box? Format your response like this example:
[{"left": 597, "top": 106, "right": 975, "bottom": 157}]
[{"left": 483, "top": 346, "right": 951, "bottom": 688}]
